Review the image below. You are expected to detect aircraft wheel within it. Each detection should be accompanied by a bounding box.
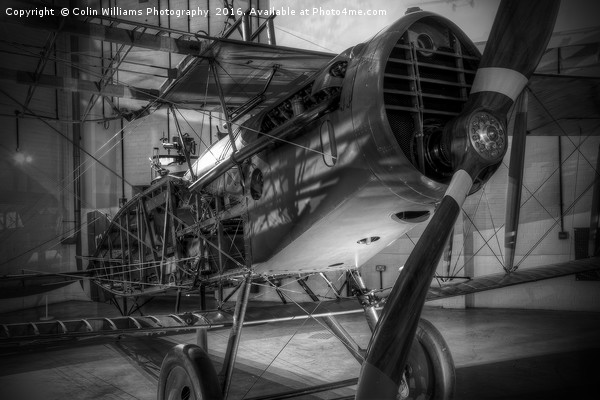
[158,344,223,400]
[400,318,455,400]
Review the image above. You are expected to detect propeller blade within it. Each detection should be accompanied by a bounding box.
[356,171,473,398]
[505,91,528,272]
[356,1,560,398]
[463,1,560,117]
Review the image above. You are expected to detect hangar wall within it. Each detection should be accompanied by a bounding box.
[0,29,91,310]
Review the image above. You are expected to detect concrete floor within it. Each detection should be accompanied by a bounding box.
[0,298,599,399]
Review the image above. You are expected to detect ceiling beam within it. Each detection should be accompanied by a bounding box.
[0,67,159,101]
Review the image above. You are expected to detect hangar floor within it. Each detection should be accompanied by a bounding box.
[0,299,599,400]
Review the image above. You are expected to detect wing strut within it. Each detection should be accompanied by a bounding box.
[230,65,279,122]
[210,61,238,153]
[170,105,197,180]
[504,90,528,272]
[219,274,252,398]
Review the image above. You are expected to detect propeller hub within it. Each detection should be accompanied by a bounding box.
[468,111,506,162]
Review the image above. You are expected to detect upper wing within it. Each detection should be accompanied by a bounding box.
[427,257,600,301]
[160,40,335,110]
[520,74,600,136]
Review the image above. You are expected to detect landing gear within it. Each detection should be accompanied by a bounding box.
[350,269,455,399]
[399,319,455,400]
[159,275,251,400]
[157,344,223,400]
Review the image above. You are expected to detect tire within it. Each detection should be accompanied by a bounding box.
[401,318,455,400]
[157,344,223,400]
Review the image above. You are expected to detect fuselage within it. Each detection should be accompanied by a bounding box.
[185,11,481,276]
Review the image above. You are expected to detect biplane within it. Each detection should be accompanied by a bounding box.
[1,0,600,399]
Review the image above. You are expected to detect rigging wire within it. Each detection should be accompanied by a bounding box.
[273,25,336,53]
[460,198,506,271]
[516,177,597,269]
[172,106,239,184]
[0,38,178,73]
[447,126,596,278]
[0,3,342,312]
[451,166,597,277]
[450,188,485,277]
[238,275,361,400]
[8,6,599,313]
[445,88,599,280]
[482,186,505,267]
[0,19,225,269]
[3,33,337,199]
[3,26,336,186]
[529,88,600,178]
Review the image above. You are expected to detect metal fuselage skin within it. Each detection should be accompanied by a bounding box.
[186,12,480,276]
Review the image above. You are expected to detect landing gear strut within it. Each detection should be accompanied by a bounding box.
[350,270,455,399]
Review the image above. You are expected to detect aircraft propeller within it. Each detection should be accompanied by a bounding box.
[355,1,561,398]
